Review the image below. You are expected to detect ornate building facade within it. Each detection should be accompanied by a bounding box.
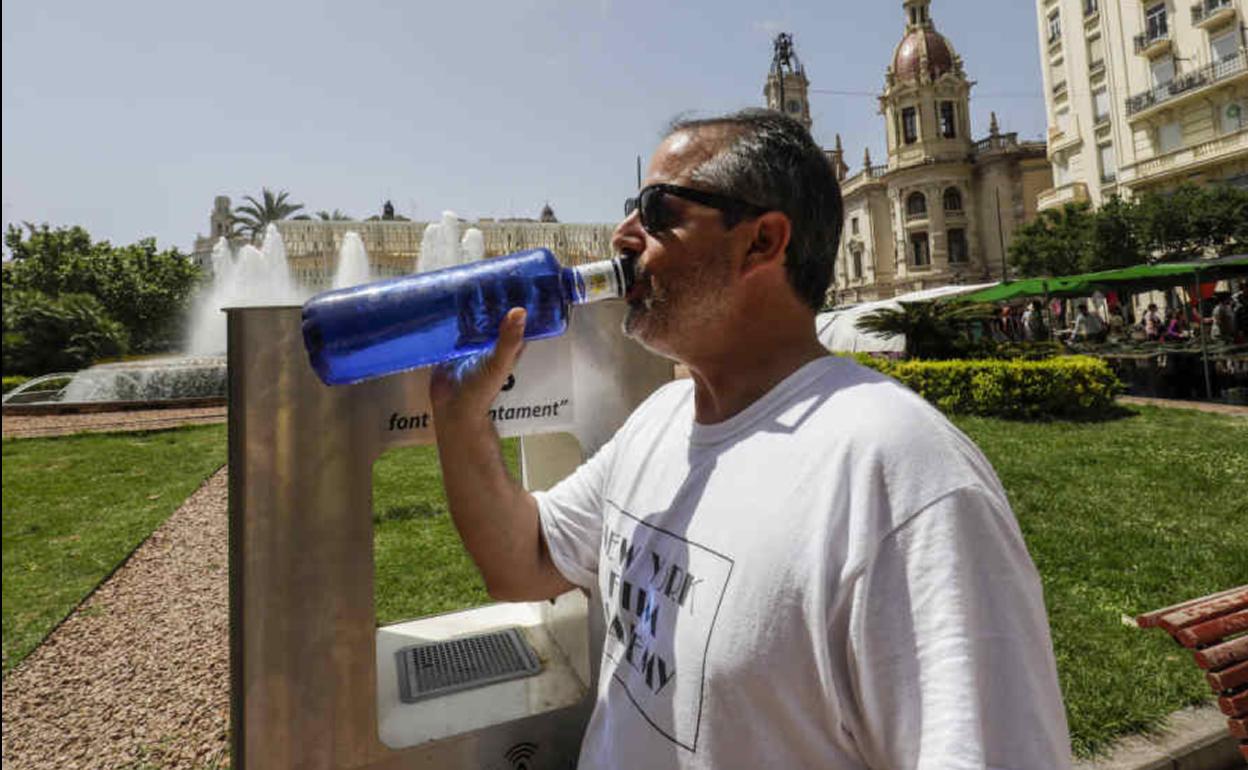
[772,1,1053,304]
[1035,0,1247,212]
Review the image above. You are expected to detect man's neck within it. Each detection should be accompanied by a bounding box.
[683,320,828,425]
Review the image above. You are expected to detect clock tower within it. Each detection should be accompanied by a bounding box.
[763,33,812,132]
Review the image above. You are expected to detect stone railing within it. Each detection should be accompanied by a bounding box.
[1037,182,1090,211]
[842,163,890,189]
[973,132,1019,154]
[1126,48,1247,117]
[1123,128,1248,185]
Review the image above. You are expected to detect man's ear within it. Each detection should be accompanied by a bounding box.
[741,211,791,275]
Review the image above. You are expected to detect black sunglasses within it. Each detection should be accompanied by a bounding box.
[624,183,770,235]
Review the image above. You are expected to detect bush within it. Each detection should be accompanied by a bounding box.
[952,340,1066,361]
[2,290,128,376]
[3,375,30,393]
[851,355,1123,420]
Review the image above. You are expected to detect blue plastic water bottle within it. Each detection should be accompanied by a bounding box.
[302,248,633,385]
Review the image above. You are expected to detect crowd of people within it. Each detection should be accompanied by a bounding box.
[987,280,1248,346]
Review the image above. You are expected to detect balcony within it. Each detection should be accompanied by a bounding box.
[1126,48,1248,119]
[1120,127,1248,187]
[1038,182,1091,211]
[1191,0,1236,28]
[1134,27,1171,57]
[973,132,1020,155]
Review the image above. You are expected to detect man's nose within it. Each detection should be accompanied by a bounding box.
[612,210,645,256]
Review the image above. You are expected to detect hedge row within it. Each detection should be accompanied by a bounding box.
[852,355,1123,420]
[3,375,31,394]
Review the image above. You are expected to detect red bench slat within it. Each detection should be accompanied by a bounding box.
[1209,660,1248,693]
[1194,635,1248,671]
[1231,717,1247,740]
[1158,587,1248,635]
[1176,609,1248,648]
[1137,585,1248,628]
[1220,689,1248,718]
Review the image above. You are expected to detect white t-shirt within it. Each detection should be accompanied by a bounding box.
[536,357,1070,770]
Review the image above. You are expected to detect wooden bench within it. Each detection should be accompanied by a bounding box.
[1136,585,1248,764]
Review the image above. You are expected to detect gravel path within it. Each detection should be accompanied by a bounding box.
[1,468,231,770]
[1117,395,1248,418]
[2,407,227,439]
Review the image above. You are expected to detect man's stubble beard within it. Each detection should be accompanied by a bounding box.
[622,252,734,359]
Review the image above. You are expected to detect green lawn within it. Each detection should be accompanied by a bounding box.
[952,407,1248,758]
[1,424,227,674]
[371,440,519,625]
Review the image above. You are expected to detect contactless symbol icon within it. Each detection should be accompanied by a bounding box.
[504,741,538,770]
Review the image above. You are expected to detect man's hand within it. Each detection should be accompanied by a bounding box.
[430,307,527,425]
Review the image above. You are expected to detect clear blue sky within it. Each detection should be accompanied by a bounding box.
[2,0,1047,254]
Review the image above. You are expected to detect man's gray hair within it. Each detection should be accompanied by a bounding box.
[669,108,843,310]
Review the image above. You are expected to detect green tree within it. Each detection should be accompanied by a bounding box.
[1086,196,1142,271]
[316,209,353,221]
[3,224,199,353]
[1008,203,1094,277]
[231,188,310,239]
[2,289,128,375]
[1133,184,1248,261]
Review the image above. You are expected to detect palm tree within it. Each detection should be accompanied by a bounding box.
[855,300,994,359]
[231,188,310,240]
[315,209,353,221]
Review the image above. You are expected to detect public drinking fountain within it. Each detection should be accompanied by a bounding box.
[227,300,671,769]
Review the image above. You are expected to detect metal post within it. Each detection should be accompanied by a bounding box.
[1194,270,1214,401]
[994,188,1008,282]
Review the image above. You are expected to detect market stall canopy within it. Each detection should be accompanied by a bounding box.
[954,255,1248,303]
[816,282,998,353]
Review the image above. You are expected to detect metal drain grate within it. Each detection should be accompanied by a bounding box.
[396,627,542,703]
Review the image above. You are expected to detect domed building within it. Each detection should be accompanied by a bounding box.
[767,0,1053,304]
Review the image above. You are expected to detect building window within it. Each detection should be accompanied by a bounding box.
[1099,143,1118,184]
[911,232,931,266]
[1151,55,1175,87]
[1093,88,1111,124]
[902,107,919,144]
[1211,29,1239,65]
[1084,0,1098,16]
[939,102,957,139]
[1056,107,1071,135]
[1223,100,1247,132]
[851,216,860,235]
[1054,157,1070,187]
[943,187,963,212]
[1048,10,1062,44]
[1088,36,1105,70]
[948,228,969,264]
[906,191,928,219]
[1144,4,1168,44]
[1158,121,1183,153]
[852,247,863,280]
[786,99,802,114]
